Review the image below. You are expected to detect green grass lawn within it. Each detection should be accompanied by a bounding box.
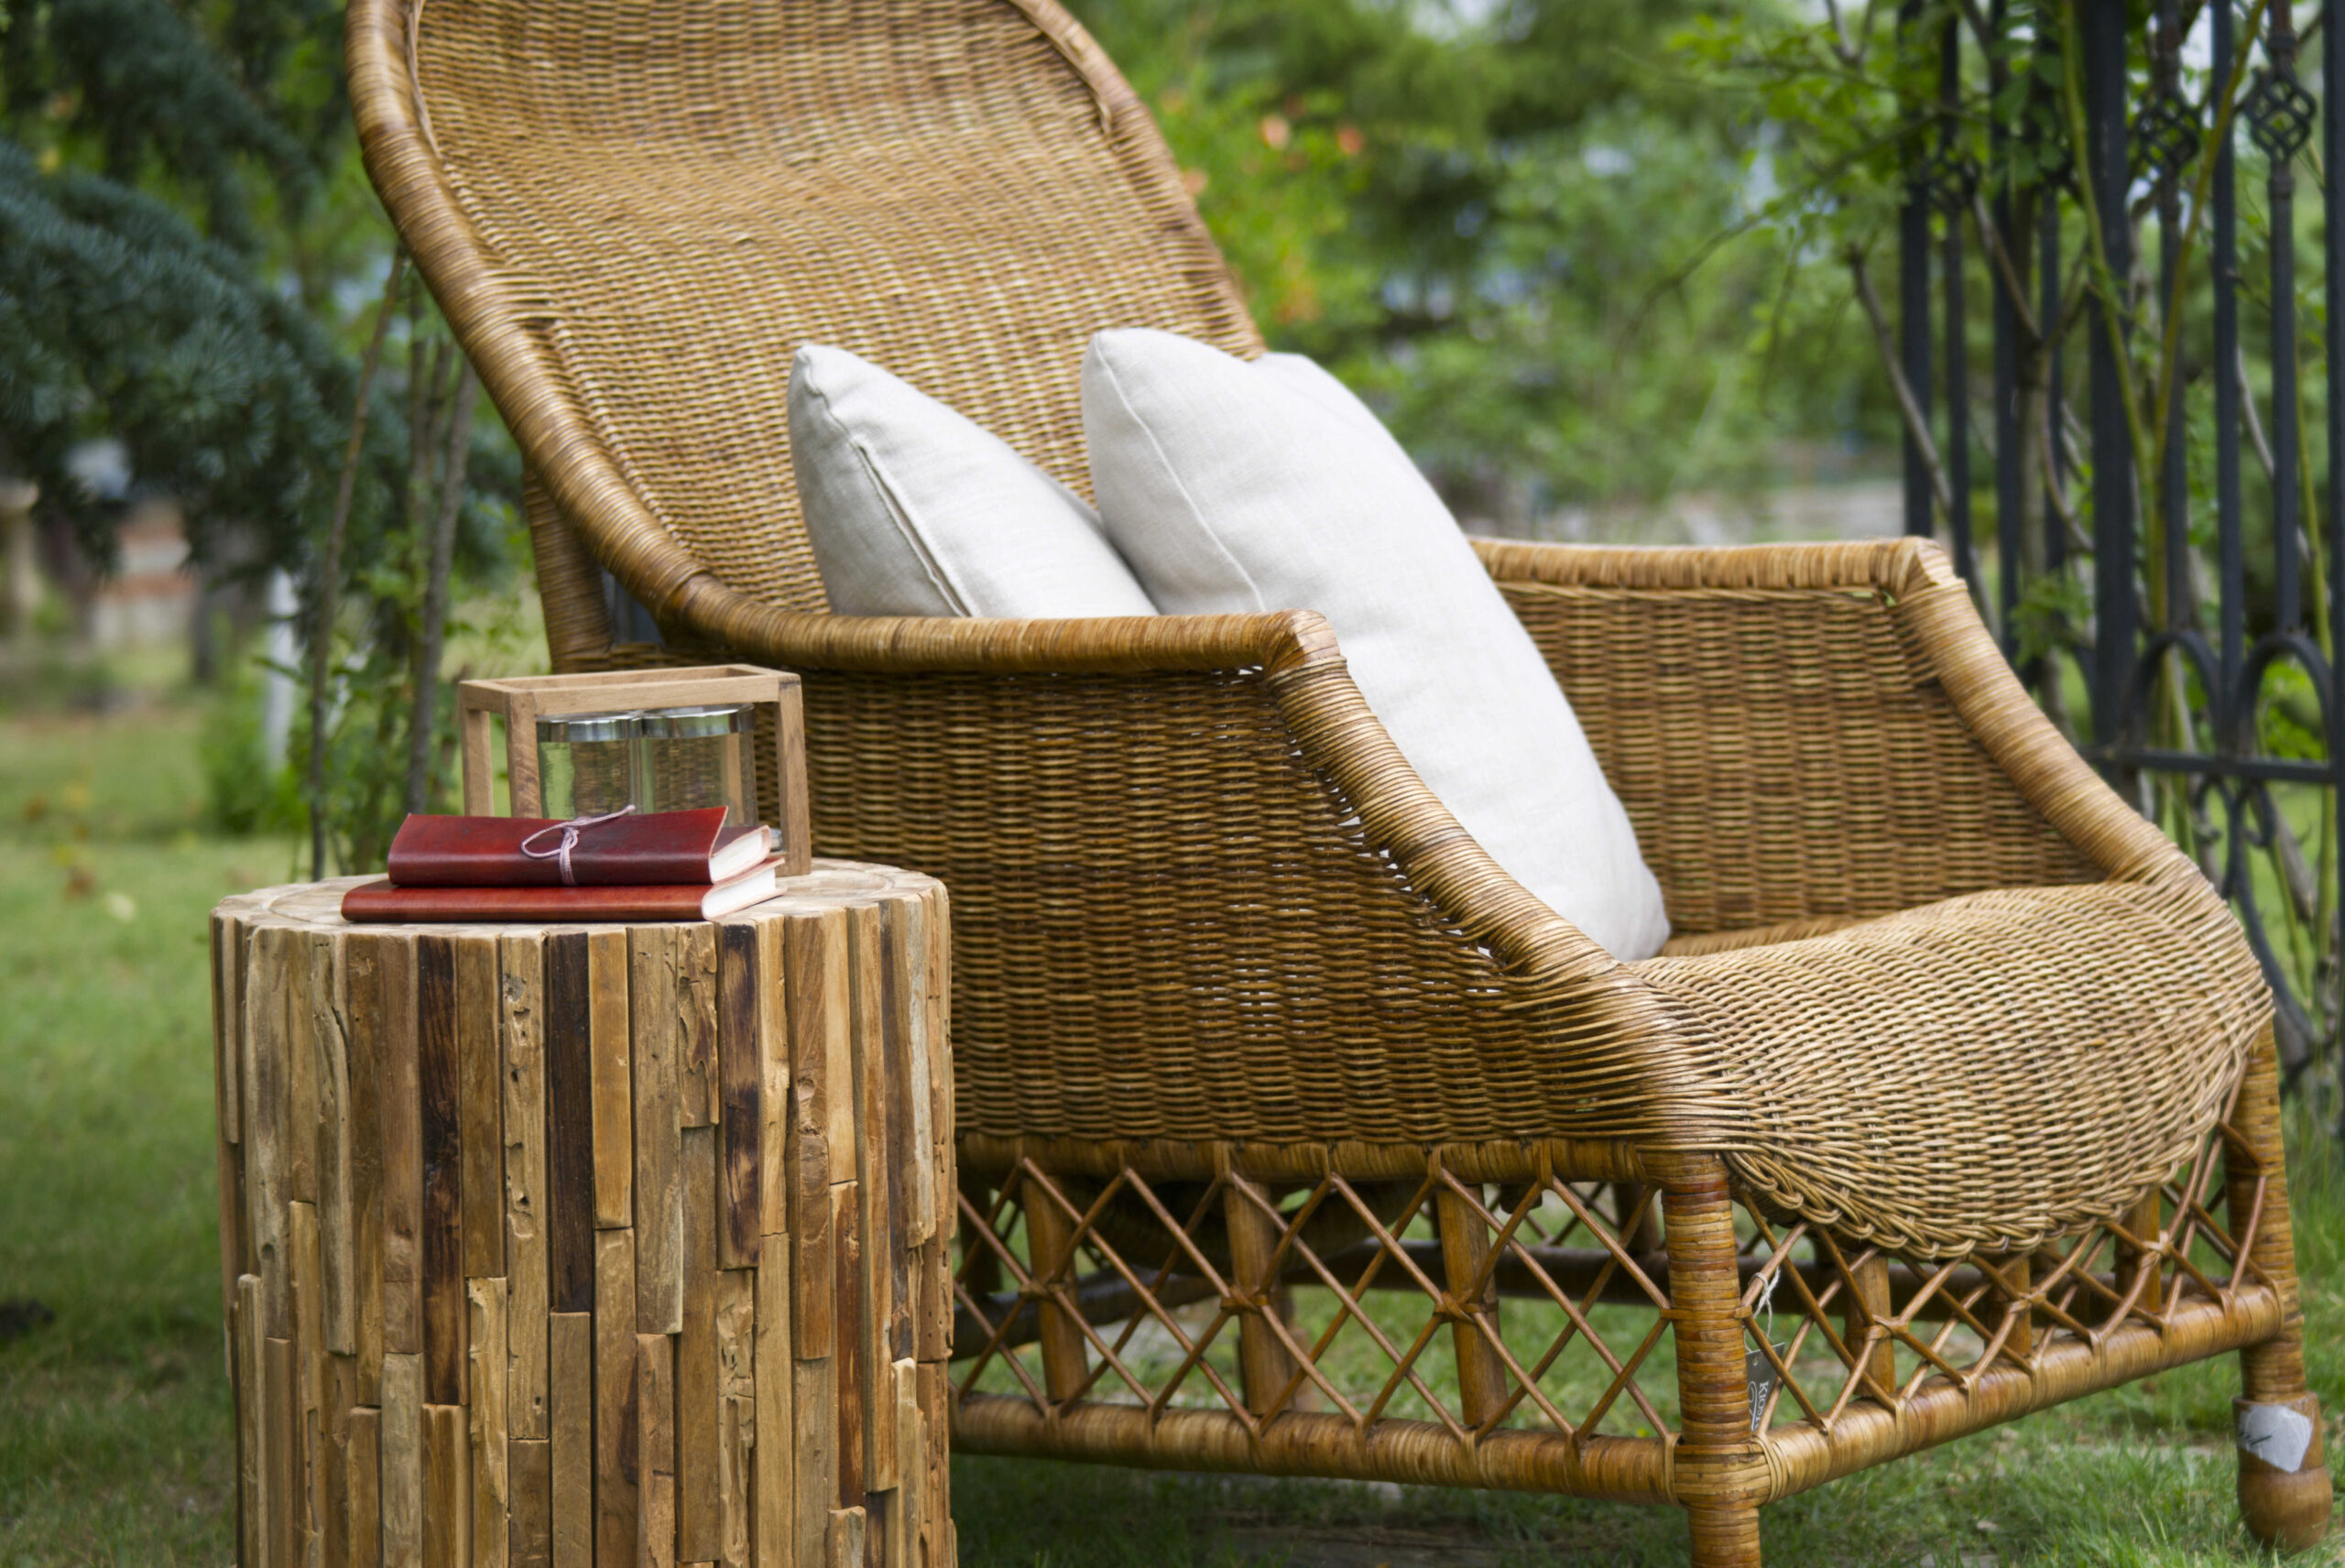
[1,691,2340,1565]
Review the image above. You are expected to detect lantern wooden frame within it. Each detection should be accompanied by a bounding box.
[457,665,812,876]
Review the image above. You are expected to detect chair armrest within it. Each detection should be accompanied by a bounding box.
[669,583,1730,1148]
[1471,537,2187,935]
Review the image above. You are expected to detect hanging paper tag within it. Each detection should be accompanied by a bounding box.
[2237,1402,2315,1473]
[1745,1344,1788,1434]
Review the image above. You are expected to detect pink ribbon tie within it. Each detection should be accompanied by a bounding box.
[518,804,636,887]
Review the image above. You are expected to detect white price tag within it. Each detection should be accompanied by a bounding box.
[2237,1402,2315,1474]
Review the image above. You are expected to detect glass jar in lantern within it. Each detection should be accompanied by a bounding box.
[534,710,641,819]
[636,702,755,823]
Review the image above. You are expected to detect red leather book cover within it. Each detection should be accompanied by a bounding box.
[342,858,780,923]
[386,807,764,887]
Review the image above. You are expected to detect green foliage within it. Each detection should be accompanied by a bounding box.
[197,646,302,835]
[1067,0,1878,515]
[0,140,350,566]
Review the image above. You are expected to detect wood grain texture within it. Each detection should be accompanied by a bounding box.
[313,931,359,1358]
[349,1404,383,1568]
[588,930,633,1232]
[423,1402,472,1568]
[343,931,394,1406]
[595,1230,639,1568]
[322,1356,357,1568]
[714,920,764,1270]
[235,1275,263,1568]
[468,1278,511,1568]
[751,1244,795,1568]
[499,935,551,1440]
[676,1127,721,1563]
[714,1269,756,1568]
[914,1363,950,1568]
[213,913,243,1146]
[264,1335,298,1568]
[882,901,933,1247]
[548,1313,594,1568]
[769,680,813,877]
[246,924,294,1338]
[827,1507,866,1568]
[637,1334,677,1568]
[213,916,247,1381]
[419,934,467,1405]
[288,931,322,1206]
[887,1359,918,1568]
[290,1200,327,1563]
[381,1352,424,1568]
[674,925,720,1129]
[544,932,594,1315]
[755,919,790,1267]
[459,937,507,1281]
[215,870,952,1568]
[631,927,684,1333]
[792,1356,838,1568]
[784,909,854,1186]
[921,888,952,1252]
[848,905,900,1488]
[376,931,423,1359]
[832,1179,866,1511]
[507,1438,551,1568]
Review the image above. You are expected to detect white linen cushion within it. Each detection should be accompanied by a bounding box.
[1082,328,1669,960]
[789,343,1156,617]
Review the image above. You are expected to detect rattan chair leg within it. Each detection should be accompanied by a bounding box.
[1020,1171,1089,1405]
[1657,1152,1767,1568]
[1434,1184,1507,1430]
[1224,1176,1299,1421]
[2225,1038,2332,1551]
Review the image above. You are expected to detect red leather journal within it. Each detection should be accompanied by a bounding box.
[341,857,781,923]
[386,808,767,887]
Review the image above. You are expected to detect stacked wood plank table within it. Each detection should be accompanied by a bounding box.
[211,864,954,1568]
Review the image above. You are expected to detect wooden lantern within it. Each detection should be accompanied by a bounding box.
[457,666,812,876]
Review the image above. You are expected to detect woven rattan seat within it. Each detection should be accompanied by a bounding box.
[352,2,2331,1558]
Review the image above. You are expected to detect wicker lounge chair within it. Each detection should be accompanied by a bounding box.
[351,2,2330,1560]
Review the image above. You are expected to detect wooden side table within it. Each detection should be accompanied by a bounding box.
[211,864,954,1568]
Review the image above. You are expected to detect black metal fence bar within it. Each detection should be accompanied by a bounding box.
[1900,0,2345,1107]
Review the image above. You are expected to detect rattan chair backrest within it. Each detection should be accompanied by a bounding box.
[373,0,1261,615]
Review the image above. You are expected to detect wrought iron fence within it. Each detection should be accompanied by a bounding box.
[1894,0,2345,1121]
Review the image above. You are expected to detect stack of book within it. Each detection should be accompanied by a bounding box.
[341,807,780,922]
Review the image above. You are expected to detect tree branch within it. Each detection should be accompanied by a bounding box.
[309,245,405,881]
[405,357,478,816]
[1848,245,1953,520]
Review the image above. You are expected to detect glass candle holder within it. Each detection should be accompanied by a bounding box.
[637,702,755,824]
[535,710,639,819]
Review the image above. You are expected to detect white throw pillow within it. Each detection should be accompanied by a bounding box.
[789,344,1157,617]
[1082,328,1669,960]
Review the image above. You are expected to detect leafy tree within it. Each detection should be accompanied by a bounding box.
[0,0,355,563]
[2,0,522,874]
[1068,0,1881,521]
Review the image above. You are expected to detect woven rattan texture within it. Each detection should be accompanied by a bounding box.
[797,666,1720,1147]
[1500,581,2099,932]
[412,0,1259,615]
[1639,879,2264,1252]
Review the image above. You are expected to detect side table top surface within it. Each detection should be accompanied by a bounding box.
[219,858,940,931]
